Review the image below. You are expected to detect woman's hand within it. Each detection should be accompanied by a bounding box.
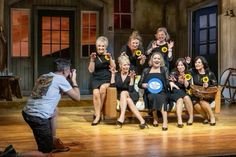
[129,70,136,79]
[203,82,209,88]
[109,65,117,74]
[167,40,174,49]
[168,75,176,82]
[138,54,146,65]
[142,83,148,89]
[151,41,159,49]
[185,56,191,64]
[90,52,96,62]
[169,82,179,91]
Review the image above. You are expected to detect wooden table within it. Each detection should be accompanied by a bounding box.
[0,76,22,101]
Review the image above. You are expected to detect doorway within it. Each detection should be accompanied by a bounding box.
[192,6,218,77]
[38,10,75,76]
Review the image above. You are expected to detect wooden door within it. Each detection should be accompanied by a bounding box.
[193,6,218,77]
[38,10,75,76]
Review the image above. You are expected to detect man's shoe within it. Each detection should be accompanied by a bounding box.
[52,138,70,153]
[0,144,17,157]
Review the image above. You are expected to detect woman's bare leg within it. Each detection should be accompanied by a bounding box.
[183,96,194,124]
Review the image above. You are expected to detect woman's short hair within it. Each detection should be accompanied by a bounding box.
[128,30,143,46]
[54,58,71,72]
[175,58,188,72]
[118,55,130,68]
[156,27,170,41]
[148,52,165,67]
[194,56,209,70]
[96,36,109,48]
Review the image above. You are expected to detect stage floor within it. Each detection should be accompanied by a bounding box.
[0,103,236,157]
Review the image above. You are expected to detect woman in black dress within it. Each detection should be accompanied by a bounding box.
[138,52,179,131]
[120,31,146,75]
[110,55,147,129]
[189,56,217,125]
[146,27,174,70]
[88,36,115,126]
[169,58,194,127]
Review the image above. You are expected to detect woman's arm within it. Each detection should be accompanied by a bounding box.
[88,52,96,73]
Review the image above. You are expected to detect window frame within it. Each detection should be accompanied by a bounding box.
[10,8,31,58]
[41,15,70,57]
[80,11,99,58]
[113,0,133,30]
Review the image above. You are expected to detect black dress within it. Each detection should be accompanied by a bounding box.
[169,71,188,102]
[120,44,145,75]
[110,72,139,104]
[138,67,173,111]
[189,68,217,102]
[91,53,111,89]
[146,40,173,70]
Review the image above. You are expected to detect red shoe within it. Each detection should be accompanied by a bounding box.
[52,138,70,153]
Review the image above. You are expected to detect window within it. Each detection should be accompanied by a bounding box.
[11,8,30,57]
[114,0,132,29]
[81,11,98,58]
[41,16,69,56]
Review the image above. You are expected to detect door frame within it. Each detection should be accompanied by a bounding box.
[33,6,77,81]
[188,0,220,78]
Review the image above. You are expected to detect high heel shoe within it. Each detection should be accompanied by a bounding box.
[91,118,101,126]
[202,119,209,124]
[177,123,184,128]
[162,127,168,131]
[116,120,124,128]
[139,122,149,129]
[152,123,159,127]
[210,122,216,126]
[186,122,193,126]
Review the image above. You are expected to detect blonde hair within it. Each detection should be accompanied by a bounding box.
[128,30,143,46]
[118,55,130,69]
[156,27,170,41]
[96,36,109,48]
[148,52,165,67]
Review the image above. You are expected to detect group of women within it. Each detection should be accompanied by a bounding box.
[88,27,217,131]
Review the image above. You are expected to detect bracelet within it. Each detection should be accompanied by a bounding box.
[72,85,79,88]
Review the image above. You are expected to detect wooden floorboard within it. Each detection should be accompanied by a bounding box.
[0,103,236,157]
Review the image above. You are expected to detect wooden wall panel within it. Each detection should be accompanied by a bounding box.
[11,58,33,95]
[220,0,236,75]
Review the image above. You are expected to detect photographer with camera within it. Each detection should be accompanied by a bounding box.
[1,58,81,157]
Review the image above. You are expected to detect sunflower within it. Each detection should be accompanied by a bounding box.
[161,47,168,53]
[135,50,142,57]
[202,76,209,83]
[185,74,192,81]
[186,89,192,95]
[104,54,110,61]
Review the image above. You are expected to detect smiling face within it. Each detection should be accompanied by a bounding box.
[195,58,204,71]
[156,30,166,42]
[96,41,107,55]
[129,39,140,51]
[152,54,161,68]
[177,61,186,73]
[120,62,130,73]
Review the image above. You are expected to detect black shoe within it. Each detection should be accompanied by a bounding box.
[162,127,168,131]
[186,122,193,126]
[210,122,216,126]
[177,123,184,128]
[91,118,101,126]
[0,145,17,157]
[139,122,149,129]
[202,119,209,124]
[152,123,159,127]
[116,120,123,128]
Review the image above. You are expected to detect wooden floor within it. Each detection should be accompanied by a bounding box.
[0,102,236,157]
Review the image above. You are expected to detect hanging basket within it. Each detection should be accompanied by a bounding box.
[190,85,218,100]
